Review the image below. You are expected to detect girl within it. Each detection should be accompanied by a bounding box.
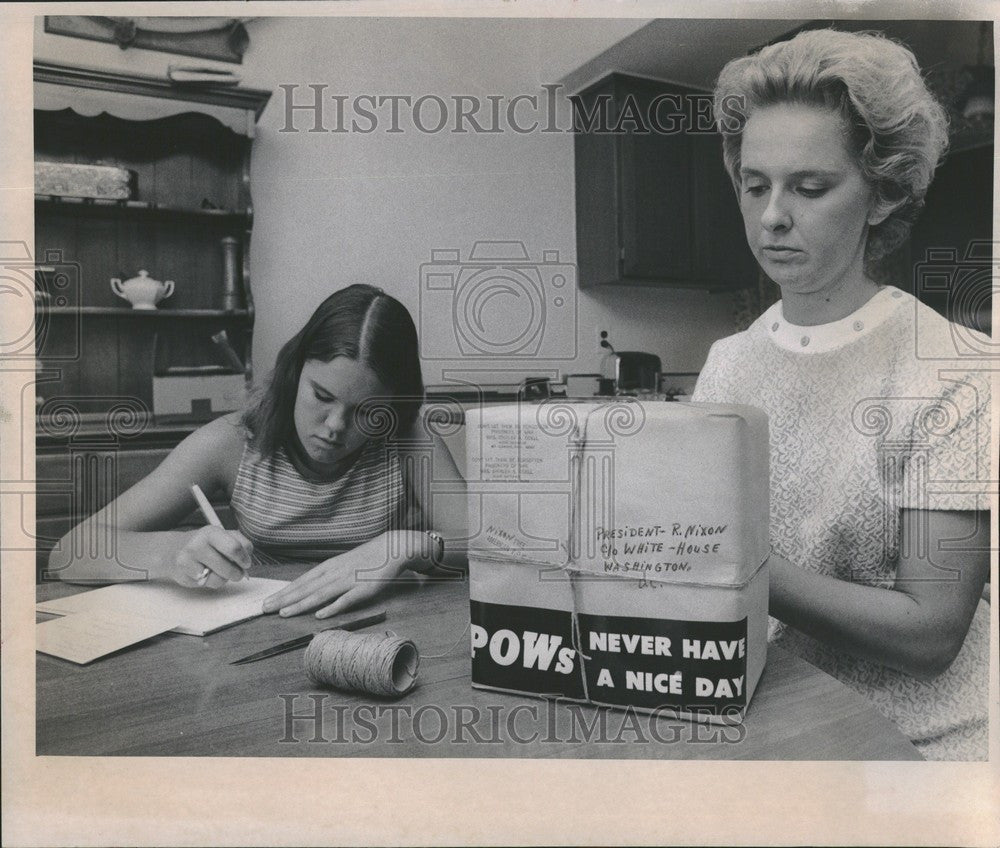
[50,284,466,620]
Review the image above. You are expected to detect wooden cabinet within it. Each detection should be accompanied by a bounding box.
[34,62,272,415]
[573,74,758,289]
[33,62,271,579]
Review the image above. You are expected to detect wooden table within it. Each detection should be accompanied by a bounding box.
[36,568,921,760]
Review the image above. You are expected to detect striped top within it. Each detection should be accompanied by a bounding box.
[230,438,407,565]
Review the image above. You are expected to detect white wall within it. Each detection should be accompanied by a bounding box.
[34,16,739,388]
[243,17,736,387]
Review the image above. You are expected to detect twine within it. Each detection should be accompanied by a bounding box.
[423,622,470,660]
[304,629,418,698]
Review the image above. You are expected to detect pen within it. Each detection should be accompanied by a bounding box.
[190,484,244,585]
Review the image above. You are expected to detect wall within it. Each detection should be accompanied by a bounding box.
[34,16,739,389]
[242,17,736,387]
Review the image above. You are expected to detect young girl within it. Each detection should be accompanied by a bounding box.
[694,29,991,759]
[50,284,466,620]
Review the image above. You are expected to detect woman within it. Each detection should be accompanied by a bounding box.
[694,29,991,759]
[50,284,466,620]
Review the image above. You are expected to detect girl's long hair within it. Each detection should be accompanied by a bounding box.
[241,284,424,457]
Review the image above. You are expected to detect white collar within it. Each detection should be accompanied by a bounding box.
[760,286,908,354]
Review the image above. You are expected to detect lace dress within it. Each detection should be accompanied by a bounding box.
[693,286,991,760]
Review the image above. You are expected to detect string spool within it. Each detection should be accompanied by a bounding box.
[304,629,419,698]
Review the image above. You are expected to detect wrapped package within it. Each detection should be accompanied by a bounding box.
[35,161,133,200]
[466,400,769,723]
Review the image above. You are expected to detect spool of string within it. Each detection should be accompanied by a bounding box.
[304,629,419,698]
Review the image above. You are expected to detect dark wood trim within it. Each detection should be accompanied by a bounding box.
[36,195,251,223]
[37,306,251,319]
[36,413,201,451]
[239,141,256,373]
[33,60,272,121]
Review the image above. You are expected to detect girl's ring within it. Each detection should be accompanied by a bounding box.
[195,566,211,584]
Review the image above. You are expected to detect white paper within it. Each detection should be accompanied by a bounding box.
[36,609,176,664]
[466,401,770,584]
[36,577,289,636]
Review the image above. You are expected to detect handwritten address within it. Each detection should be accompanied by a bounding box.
[595,523,729,578]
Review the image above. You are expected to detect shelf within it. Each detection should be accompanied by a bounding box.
[34,61,272,136]
[33,66,267,460]
[35,195,250,223]
[36,410,204,449]
[34,61,272,120]
[36,306,250,318]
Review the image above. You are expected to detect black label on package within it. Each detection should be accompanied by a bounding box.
[470,600,586,700]
[578,613,748,714]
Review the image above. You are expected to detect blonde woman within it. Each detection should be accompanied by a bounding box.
[695,29,991,759]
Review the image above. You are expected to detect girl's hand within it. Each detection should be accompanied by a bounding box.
[262,532,415,618]
[173,526,253,589]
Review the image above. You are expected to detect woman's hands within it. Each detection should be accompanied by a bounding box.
[262,531,426,618]
[172,526,253,588]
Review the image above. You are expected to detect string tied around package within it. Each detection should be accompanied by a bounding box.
[305,629,419,698]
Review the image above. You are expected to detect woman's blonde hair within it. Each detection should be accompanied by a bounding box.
[713,28,949,261]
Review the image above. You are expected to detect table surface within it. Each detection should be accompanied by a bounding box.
[36,566,921,760]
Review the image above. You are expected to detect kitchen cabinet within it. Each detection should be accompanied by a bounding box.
[573,73,758,289]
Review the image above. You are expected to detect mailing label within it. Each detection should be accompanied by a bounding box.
[469,600,586,700]
[471,600,749,714]
[579,613,748,713]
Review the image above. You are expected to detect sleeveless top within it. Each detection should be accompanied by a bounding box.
[230,438,408,566]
